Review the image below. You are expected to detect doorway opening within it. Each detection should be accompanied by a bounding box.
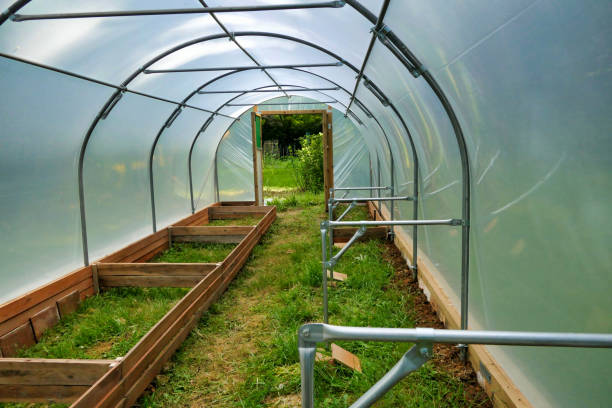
[251,106,334,206]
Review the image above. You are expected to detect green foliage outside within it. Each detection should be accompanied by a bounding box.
[262,113,322,155]
[295,132,324,193]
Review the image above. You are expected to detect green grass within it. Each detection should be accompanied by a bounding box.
[263,156,299,191]
[152,242,235,263]
[138,197,490,407]
[16,287,188,362]
[2,166,489,407]
[207,216,262,226]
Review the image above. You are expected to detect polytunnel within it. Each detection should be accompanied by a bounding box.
[0,1,611,407]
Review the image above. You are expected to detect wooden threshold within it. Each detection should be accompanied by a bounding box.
[367,202,531,408]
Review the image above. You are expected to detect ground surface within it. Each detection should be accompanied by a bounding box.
[1,159,492,408]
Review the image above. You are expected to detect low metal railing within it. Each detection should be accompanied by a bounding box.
[298,323,612,408]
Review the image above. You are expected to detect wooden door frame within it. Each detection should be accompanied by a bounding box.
[251,106,333,207]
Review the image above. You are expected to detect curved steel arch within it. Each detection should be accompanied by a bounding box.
[146,64,397,230]
[187,85,350,214]
[75,31,420,250]
[347,0,471,333]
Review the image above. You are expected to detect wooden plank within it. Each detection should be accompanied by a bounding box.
[220,201,255,206]
[56,290,80,318]
[0,278,92,338]
[0,384,91,403]
[0,266,90,325]
[92,264,100,295]
[98,230,167,264]
[97,263,217,276]
[327,270,347,281]
[170,226,254,236]
[131,240,169,264]
[208,206,269,220]
[30,305,60,341]
[0,358,113,385]
[331,343,362,372]
[0,321,36,357]
[69,361,122,408]
[172,235,244,244]
[373,202,531,408]
[332,226,388,243]
[99,275,204,288]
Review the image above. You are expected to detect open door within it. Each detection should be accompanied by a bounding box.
[251,109,264,205]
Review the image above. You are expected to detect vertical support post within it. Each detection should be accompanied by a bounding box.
[251,106,264,205]
[321,222,329,324]
[91,264,100,295]
[388,147,395,239]
[323,106,334,209]
[412,161,419,280]
[298,334,316,408]
[376,156,382,215]
[214,137,221,203]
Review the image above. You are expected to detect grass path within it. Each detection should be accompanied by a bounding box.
[139,198,490,407]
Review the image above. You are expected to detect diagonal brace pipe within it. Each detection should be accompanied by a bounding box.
[326,225,366,268]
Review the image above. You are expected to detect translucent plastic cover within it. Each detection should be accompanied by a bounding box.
[0,2,610,406]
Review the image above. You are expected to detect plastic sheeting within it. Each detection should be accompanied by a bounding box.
[0,1,610,406]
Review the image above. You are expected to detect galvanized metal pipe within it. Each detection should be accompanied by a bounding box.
[333,186,390,191]
[321,224,329,324]
[228,101,337,106]
[331,195,413,203]
[329,219,460,227]
[350,344,431,408]
[198,87,340,94]
[300,323,612,348]
[11,1,346,21]
[145,62,342,74]
[299,323,612,407]
[328,226,366,266]
[336,201,357,222]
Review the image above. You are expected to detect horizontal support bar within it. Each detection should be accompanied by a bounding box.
[328,219,462,227]
[299,324,612,348]
[229,101,336,106]
[332,195,413,203]
[333,186,390,191]
[96,263,219,276]
[198,87,340,94]
[11,2,346,21]
[0,53,236,119]
[146,62,342,74]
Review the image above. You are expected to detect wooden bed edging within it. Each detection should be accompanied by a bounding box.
[169,225,255,244]
[0,202,228,350]
[0,358,117,403]
[70,206,276,408]
[96,263,219,288]
[367,202,531,408]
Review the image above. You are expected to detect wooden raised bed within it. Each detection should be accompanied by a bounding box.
[0,201,276,406]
